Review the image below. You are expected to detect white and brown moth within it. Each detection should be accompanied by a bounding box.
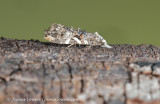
[44,24,111,48]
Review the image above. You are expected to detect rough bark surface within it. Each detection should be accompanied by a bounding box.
[0,38,160,104]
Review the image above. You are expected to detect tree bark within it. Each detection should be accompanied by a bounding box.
[0,38,160,104]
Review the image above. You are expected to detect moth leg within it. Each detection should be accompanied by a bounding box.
[72,37,82,44]
[67,44,74,47]
[64,38,71,44]
[83,40,88,44]
[66,37,82,48]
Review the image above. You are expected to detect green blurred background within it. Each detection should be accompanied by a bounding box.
[0,0,160,46]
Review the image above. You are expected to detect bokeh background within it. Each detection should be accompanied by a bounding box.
[0,0,160,46]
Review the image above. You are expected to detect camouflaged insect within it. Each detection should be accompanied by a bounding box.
[44,24,111,48]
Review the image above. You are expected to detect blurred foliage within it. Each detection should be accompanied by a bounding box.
[0,0,160,46]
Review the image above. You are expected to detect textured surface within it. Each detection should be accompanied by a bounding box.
[0,38,160,104]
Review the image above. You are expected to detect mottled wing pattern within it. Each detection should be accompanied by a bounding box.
[44,24,111,48]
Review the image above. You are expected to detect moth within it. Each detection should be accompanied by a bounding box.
[44,24,111,48]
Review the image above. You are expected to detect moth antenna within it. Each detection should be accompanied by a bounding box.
[78,28,82,35]
[83,30,86,35]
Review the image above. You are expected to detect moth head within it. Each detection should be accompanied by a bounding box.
[44,33,68,44]
[44,34,55,42]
